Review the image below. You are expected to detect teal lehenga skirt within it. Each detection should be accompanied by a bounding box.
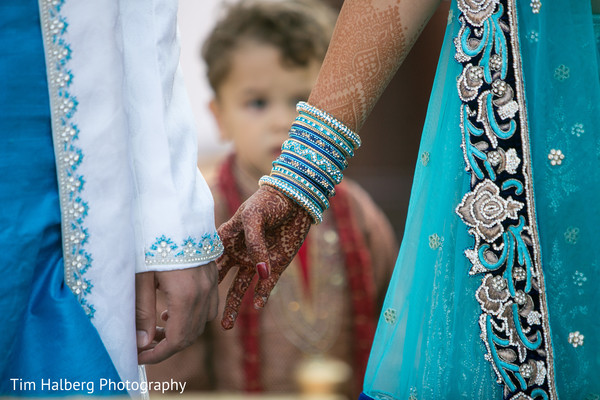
[361,1,600,399]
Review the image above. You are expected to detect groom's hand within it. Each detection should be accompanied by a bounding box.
[135,263,218,364]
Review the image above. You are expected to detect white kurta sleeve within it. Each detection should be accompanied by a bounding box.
[119,0,222,273]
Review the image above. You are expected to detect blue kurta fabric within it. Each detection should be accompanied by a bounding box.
[0,0,124,396]
[361,1,600,399]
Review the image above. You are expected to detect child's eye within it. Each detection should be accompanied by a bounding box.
[247,98,267,110]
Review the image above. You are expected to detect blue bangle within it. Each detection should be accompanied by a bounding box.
[277,152,337,189]
[297,102,361,149]
[274,155,336,198]
[288,129,348,169]
[293,119,354,158]
[272,166,330,210]
[282,138,347,171]
[295,115,355,151]
[280,149,343,184]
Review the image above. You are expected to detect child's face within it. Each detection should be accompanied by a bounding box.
[211,41,321,179]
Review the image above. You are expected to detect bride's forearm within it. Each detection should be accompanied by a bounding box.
[308,0,442,132]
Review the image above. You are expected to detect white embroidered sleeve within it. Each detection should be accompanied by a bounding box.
[119,0,223,273]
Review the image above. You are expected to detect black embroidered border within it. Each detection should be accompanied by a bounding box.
[454,1,557,399]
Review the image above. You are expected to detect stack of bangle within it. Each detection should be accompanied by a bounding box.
[259,101,361,223]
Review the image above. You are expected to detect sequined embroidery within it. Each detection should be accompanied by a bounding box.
[527,31,539,43]
[563,226,579,245]
[553,65,570,82]
[428,233,443,250]
[454,1,557,398]
[530,0,541,14]
[145,233,223,266]
[370,391,397,400]
[408,387,418,400]
[383,308,397,324]
[421,151,431,166]
[571,123,584,137]
[573,271,587,287]
[39,0,95,317]
[547,149,564,166]
[567,331,584,347]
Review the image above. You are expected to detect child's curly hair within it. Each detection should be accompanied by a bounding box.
[202,0,337,95]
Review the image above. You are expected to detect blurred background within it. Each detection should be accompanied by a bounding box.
[181,0,450,241]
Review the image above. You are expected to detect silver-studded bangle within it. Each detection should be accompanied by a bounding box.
[296,101,361,150]
[261,102,361,224]
[259,175,324,223]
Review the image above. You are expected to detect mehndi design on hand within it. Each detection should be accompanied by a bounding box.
[217,185,311,330]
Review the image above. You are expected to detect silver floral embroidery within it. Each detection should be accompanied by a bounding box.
[564,226,579,244]
[145,233,223,266]
[547,149,565,166]
[456,180,523,242]
[573,271,587,287]
[527,30,539,42]
[371,392,397,400]
[505,148,521,174]
[39,0,95,317]
[421,151,430,166]
[553,65,570,82]
[527,311,542,325]
[408,387,418,400]
[383,308,397,324]
[571,123,584,137]
[428,233,444,250]
[568,331,584,347]
[530,0,541,13]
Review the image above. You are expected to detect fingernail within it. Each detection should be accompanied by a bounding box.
[221,312,237,330]
[254,295,268,309]
[256,262,269,279]
[136,330,149,347]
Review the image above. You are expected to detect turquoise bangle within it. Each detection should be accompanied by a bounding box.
[297,102,361,149]
[274,155,336,198]
[283,138,346,171]
[293,119,354,158]
[288,128,348,169]
[272,165,330,210]
[281,148,343,184]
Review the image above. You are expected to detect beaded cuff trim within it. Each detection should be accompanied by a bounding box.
[145,233,223,266]
[454,1,557,398]
[39,0,95,317]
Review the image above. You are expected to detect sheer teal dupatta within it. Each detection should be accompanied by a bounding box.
[361,1,600,399]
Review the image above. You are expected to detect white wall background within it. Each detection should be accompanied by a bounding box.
[178,0,232,167]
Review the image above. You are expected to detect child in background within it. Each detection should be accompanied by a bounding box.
[148,1,397,397]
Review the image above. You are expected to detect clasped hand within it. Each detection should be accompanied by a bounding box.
[134,185,309,364]
[135,264,218,364]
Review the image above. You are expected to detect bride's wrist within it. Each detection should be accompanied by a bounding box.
[259,102,361,224]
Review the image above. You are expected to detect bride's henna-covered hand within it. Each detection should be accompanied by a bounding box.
[217,185,312,330]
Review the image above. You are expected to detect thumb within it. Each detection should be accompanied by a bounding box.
[135,271,157,349]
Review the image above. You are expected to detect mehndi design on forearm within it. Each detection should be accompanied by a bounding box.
[309,0,440,132]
